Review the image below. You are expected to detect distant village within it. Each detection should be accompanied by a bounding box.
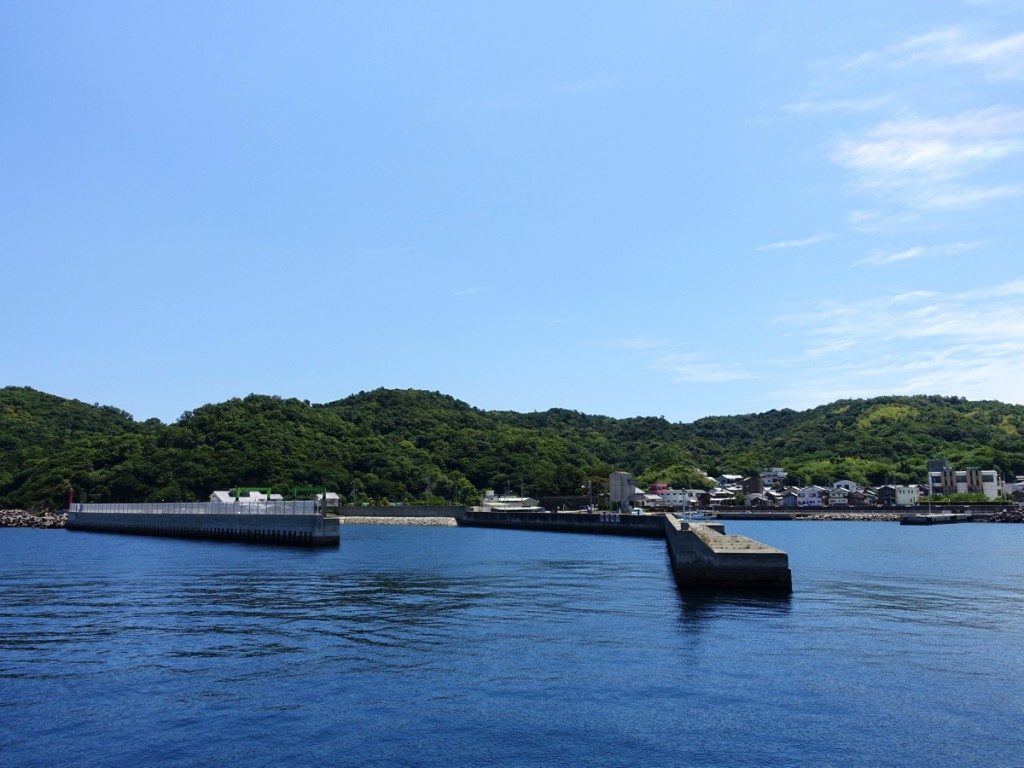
[607,460,1024,511]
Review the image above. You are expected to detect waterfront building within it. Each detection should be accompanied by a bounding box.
[829,486,850,506]
[655,488,702,508]
[928,466,1004,499]
[877,485,897,506]
[609,471,645,511]
[759,467,788,484]
[797,486,828,507]
[480,489,544,513]
[832,479,861,493]
[895,485,919,507]
[742,476,764,495]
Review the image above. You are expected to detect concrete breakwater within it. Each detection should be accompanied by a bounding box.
[1,509,67,528]
[664,516,792,591]
[457,509,666,537]
[67,502,340,546]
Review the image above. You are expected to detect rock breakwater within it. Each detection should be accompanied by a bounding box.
[0,509,68,528]
[339,516,457,527]
[796,512,899,522]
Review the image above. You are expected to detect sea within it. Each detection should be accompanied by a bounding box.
[1,521,1023,768]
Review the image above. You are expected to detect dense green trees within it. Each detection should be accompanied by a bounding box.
[2,387,1022,509]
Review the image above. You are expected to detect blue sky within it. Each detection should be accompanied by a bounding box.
[3,1,1023,423]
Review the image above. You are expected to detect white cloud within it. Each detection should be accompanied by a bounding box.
[857,241,982,266]
[610,336,673,352]
[844,27,1024,81]
[832,107,1024,210]
[650,353,755,384]
[859,246,926,266]
[783,94,894,114]
[769,279,1024,406]
[847,209,921,233]
[609,339,754,384]
[757,232,833,251]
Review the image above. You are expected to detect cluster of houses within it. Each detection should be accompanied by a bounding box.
[612,461,1023,511]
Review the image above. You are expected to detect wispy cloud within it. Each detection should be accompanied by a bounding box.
[769,278,1024,405]
[847,209,922,233]
[757,232,833,251]
[783,94,894,114]
[650,353,756,384]
[610,336,673,352]
[857,240,982,266]
[832,106,1024,210]
[843,27,1024,81]
[608,339,754,384]
[473,74,621,112]
[453,286,486,297]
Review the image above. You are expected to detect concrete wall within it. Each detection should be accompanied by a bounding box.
[458,510,665,537]
[67,511,340,546]
[663,515,791,590]
[333,505,468,518]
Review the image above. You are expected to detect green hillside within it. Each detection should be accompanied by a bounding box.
[2,386,1023,508]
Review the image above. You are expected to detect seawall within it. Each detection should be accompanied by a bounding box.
[456,510,666,537]
[67,505,340,547]
[664,515,792,591]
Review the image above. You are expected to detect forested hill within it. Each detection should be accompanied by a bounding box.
[2,386,1023,508]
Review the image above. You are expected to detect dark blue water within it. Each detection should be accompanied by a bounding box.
[2,522,1023,767]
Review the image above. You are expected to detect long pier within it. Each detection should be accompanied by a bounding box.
[456,509,791,590]
[67,501,340,546]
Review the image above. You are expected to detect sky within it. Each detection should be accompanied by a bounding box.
[2,1,1023,423]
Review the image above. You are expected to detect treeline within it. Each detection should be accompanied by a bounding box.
[2,386,1023,509]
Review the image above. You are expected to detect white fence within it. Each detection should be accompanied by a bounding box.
[71,501,321,516]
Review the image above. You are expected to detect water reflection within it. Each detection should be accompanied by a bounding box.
[675,587,792,626]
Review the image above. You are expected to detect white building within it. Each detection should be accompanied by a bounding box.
[480,489,543,512]
[829,486,850,506]
[797,486,828,507]
[609,472,635,505]
[759,467,788,483]
[895,485,919,507]
[832,479,861,493]
[656,488,704,508]
[208,489,283,504]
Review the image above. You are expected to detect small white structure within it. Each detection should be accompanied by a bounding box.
[797,486,828,508]
[832,480,862,493]
[759,467,788,483]
[209,489,281,504]
[829,487,850,506]
[610,471,645,510]
[480,489,544,513]
[895,485,919,507]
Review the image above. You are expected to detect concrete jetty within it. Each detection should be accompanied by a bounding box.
[899,510,973,525]
[456,509,665,537]
[67,501,340,546]
[664,515,792,591]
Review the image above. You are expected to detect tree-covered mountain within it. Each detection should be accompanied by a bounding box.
[2,386,1023,508]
